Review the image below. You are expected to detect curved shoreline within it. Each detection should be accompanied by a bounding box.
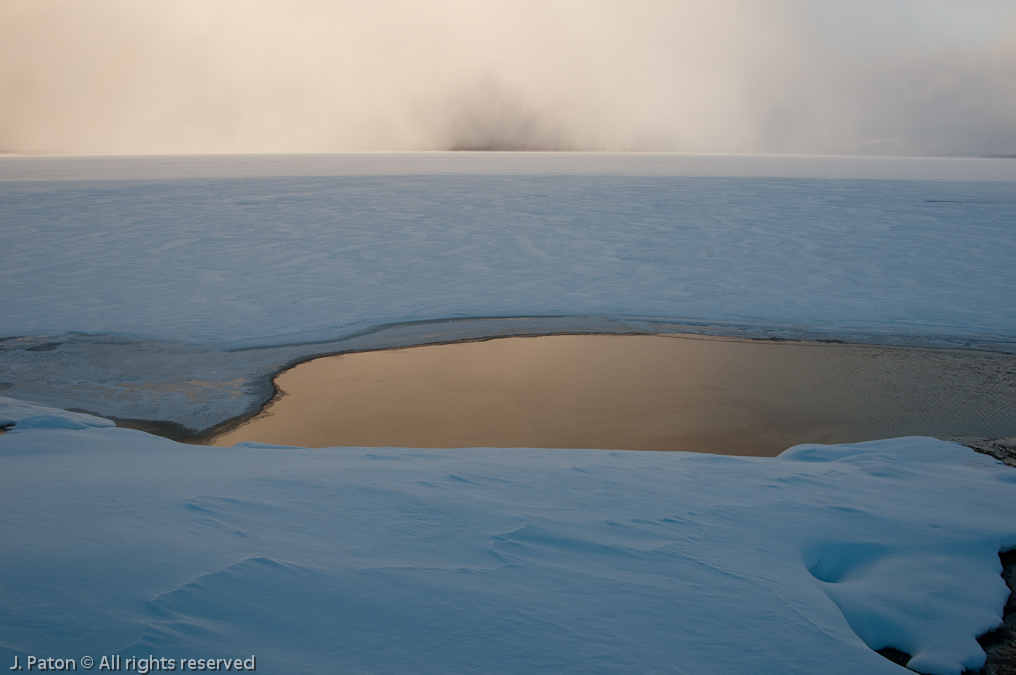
[6,314,1016,443]
[198,314,1016,445]
[221,313,1016,355]
[204,332,1016,453]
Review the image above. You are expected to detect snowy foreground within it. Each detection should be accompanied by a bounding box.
[2,400,1015,675]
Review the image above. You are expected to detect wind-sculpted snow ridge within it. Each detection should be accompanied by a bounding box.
[1,400,1014,674]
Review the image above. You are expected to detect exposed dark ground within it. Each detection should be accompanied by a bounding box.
[950,437,1016,468]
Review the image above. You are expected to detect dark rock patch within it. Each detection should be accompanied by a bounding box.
[969,550,1016,675]
[876,647,912,668]
[947,437,1016,468]
[23,341,64,352]
[63,409,200,443]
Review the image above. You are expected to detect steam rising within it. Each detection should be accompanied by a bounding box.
[1,0,1014,155]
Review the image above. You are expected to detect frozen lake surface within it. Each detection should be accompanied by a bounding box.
[2,153,1015,430]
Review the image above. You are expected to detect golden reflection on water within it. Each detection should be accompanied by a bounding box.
[212,334,1016,456]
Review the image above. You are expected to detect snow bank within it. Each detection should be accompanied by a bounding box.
[1,399,1013,674]
[0,395,114,429]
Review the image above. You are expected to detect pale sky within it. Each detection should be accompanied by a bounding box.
[1,0,1014,156]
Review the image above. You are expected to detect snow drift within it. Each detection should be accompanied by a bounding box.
[1,400,1014,674]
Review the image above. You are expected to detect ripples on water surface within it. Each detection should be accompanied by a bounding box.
[213,334,1016,455]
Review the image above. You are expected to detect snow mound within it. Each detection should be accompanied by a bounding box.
[231,440,308,450]
[1,422,1013,674]
[0,395,114,430]
[780,435,995,465]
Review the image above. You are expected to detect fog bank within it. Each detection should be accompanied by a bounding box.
[1,0,1014,155]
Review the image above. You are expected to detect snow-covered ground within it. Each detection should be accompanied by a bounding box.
[2,154,1015,429]
[2,154,1015,673]
[2,401,1015,675]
